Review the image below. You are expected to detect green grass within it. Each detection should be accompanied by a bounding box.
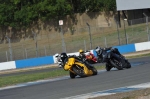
[126,53,150,59]
[0,69,69,87]
[0,66,105,87]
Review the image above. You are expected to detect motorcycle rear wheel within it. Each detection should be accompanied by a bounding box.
[90,67,97,75]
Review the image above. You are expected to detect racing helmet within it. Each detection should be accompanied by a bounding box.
[95,46,101,52]
[55,53,59,57]
[79,49,84,53]
[60,52,68,62]
[95,46,102,55]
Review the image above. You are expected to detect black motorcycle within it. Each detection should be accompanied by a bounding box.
[95,47,131,71]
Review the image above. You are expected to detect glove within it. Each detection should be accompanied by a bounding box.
[82,58,87,62]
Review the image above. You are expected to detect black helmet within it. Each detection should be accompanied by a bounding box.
[60,52,68,62]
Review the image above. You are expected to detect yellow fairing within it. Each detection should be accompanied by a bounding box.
[64,58,75,71]
[75,62,93,76]
[64,57,93,76]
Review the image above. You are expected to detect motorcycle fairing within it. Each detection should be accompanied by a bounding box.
[64,58,75,71]
[75,62,93,76]
[64,57,93,76]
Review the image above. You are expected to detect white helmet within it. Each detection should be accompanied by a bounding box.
[55,53,59,57]
[95,46,101,52]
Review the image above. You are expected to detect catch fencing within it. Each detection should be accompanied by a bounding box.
[0,17,150,62]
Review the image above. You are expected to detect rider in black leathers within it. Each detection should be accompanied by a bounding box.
[95,46,125,67]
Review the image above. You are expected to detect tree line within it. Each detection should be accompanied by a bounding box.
[0,0,116,29]
[0,0,116,42]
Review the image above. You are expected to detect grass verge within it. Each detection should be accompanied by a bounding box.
[0,66,105,87]
[0,69,68,87]
[125,53,150,59]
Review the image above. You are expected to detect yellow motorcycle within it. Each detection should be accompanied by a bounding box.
[63,56,98,79]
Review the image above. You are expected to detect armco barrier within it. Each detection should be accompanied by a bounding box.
[0,61,16,71]
[135,41,150,51]
[114,43,136,54]
[0,41,150,71]
[15,56,54,69]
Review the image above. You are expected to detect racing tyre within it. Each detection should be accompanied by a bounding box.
[105,63,112,71]
[110,59,123,70]
[126,60,131,68]
[69,71,76,79]
[90,67,97,75]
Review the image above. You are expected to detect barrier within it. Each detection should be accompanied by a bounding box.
[0,41,150,71]
[135,41,150,51]
[114,43,136,54]
[0,61,16,71]
[15,56,54,69]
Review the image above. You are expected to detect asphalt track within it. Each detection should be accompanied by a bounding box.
[0,56,150,99]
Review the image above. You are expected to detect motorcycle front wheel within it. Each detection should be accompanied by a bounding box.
[69,71,76,79]
[125,60,131,68]
[105,63,112,71]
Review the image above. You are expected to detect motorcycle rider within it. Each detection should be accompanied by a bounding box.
[59,52,68,68]
[79,49,97,63]
[55,53,62,68]
[59,51,94,69]
[78,49,94,69]
[78,49,86,59]
[95,46,126,67]
[95,46,125,59]
[110,47,125,59]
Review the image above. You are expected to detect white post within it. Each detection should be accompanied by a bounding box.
[6,51,8,61]
[84,40,86,51]
[44,46,47,56]
[25,48,27,58]
[6,36,13,61]
[143,13,150,41]
[59,20,66,52]
[105,37,107,47]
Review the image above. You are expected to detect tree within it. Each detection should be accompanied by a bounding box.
[70,0,116,13]
[0,0,117,42]
[0,1,15,42]
[37,0,72,21]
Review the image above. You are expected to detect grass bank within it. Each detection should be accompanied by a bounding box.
[0,66,105,87]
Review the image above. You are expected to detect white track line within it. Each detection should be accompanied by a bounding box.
[61,82,150,99]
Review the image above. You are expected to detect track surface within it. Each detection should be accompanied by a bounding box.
[0,57,150,99]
